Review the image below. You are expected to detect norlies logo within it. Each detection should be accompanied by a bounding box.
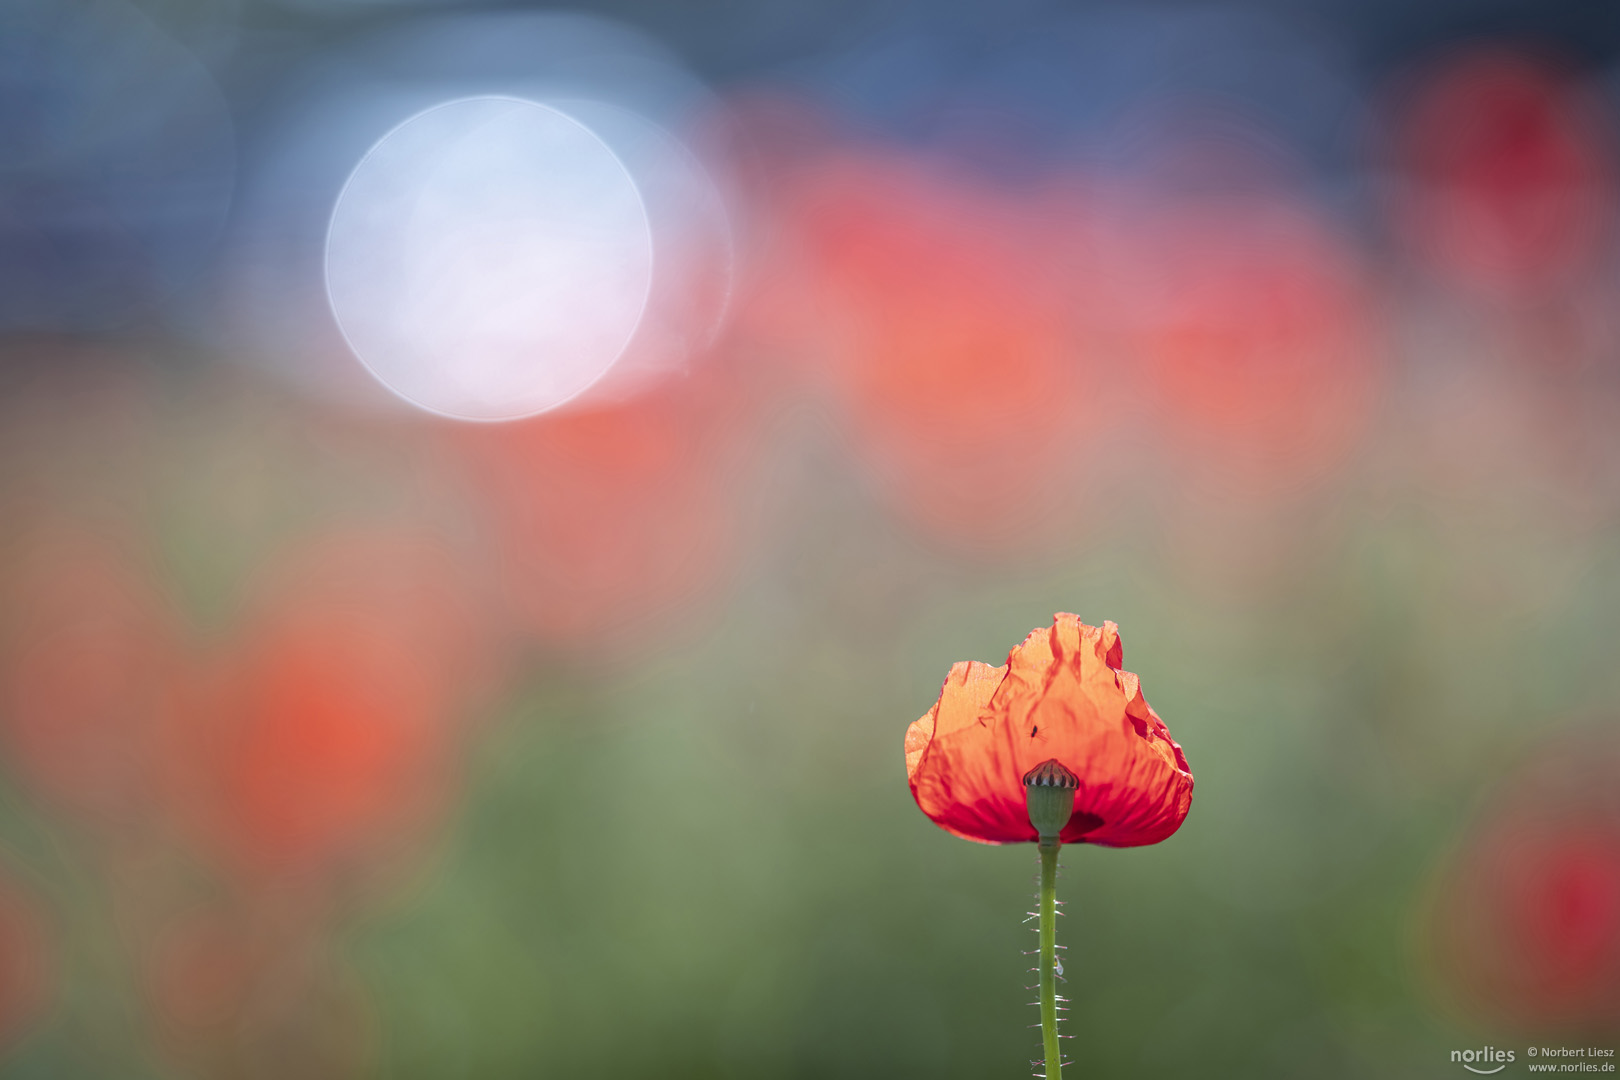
[1453,1046,1516,1074]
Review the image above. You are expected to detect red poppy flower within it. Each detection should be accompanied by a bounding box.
[1427,733,1620,1031]
[904,613,1193,846]
[162,529,487,880]
[1116,194,1381,494]
[1386,47,1616,300]
[786,147,1098,552]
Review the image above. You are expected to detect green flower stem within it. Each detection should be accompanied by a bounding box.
[1038,836,1062,1079]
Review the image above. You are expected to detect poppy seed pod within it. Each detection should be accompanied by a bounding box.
[1023,757,1075,841]
[1024,759,1080,839]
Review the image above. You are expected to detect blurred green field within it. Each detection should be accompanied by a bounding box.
[4,356,1614,1077]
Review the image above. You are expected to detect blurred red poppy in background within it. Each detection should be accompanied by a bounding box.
[0,522,180,830]
[0,868,52,1052]
[905,613,1193,846]
[163,528,490,882]
[1386,47,1617,301]
[141,902,373,1079]
[144,906,260,1038]
[454,373,742,650]
[787,148,1099,552]
[1427,732,1620,1032]
[1117,194,1381,494]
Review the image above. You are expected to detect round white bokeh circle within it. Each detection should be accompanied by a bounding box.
[325,96,653,421]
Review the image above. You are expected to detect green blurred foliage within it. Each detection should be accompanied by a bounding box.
[1,354,1618,1078]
